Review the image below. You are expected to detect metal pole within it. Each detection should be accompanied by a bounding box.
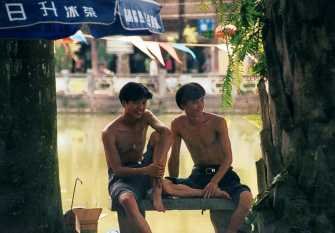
[70,177,83,210]
[178,0,185,43]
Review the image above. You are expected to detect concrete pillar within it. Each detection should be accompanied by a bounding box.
[157,70,167,97]
[213,46,220,73]
[86,69,95,96]
[116,53,130,74]
[61,69,70,94]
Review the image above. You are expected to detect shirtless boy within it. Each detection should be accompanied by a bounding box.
[102,82,172,233]
[163,83,252,233]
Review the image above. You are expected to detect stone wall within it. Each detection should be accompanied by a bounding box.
[56,93,260,114]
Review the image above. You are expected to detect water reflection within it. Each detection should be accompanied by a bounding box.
[57,114,261,233]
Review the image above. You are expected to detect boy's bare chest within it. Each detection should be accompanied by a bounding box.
[181,125,218,147]
[115,125,148,155]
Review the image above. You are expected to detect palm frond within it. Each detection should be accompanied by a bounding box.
[211,0,267,107]
[221,62,234,109]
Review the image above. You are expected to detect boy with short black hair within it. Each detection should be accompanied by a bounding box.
[102,82,172,233]
[118,81,153,103]
[163,82,252,233]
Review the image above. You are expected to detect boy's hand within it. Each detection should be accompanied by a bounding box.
[145,164,164,177]
[203,182,218,198]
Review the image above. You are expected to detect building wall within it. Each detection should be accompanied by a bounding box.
[158,0,217,19]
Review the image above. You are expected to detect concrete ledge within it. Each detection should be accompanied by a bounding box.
[57,93,260,114]
[111,197,251,233]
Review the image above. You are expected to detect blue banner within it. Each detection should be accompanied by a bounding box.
[0,24,80,39]
[119,0,164,34]
[0,0,164,39]
[88,0,165,38]
[0,0,116,28]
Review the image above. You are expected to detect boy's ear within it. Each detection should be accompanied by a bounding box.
[121,100,126,107]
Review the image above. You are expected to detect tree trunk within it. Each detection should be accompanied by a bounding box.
[255,1,335,232]
[0,40,64,233]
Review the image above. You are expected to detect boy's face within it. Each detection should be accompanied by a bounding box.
[124,98,147,119]
[182,97,204,117]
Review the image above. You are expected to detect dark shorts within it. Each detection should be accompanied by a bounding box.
[108,144,153,210]
[166,165,250,204]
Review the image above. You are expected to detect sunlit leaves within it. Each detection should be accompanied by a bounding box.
[211,0,267,108]
[221,61,233,109]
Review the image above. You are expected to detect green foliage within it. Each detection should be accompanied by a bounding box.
[55,43,72,72]
[221,56,244,110]
[221,61,233,109]
[209,0,267,107]
[226,0,265,69]
[252,52,267,77]
[231,59,244,92]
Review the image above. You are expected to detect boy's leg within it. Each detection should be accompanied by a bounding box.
[162,179,231,199]
[162,179,202,197]
[118,192,152,233]
[148,131,172,211]
[152,178,164,211]
[225,190,252,233]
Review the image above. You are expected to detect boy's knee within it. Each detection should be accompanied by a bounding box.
[238,191,253,211]
[118,192,138,210]
[162,179,173,194]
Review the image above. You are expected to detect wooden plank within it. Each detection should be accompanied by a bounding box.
[112,197,235,211]
[256,158,267,193]
[111,198,253,233]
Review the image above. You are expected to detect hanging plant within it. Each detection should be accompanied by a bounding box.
[209,0,266,108]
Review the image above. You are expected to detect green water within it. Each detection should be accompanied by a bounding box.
[58,114,261,233]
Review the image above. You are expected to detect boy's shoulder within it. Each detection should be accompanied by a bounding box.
[172,113,225,124]
[102,115,122,135]
[206,113,228,128]
[170,114,187,131]
[171,114,187,125]
[205,112,226,122]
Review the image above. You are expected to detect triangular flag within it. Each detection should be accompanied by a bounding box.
[159,42,182,64]
[118,36,154,59]
[144,41,165,66]
[172,43,196,60]
[70,30,88,44]
[61,30,88,44]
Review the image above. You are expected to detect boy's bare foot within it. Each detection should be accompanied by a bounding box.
[153,179,165,212]
[214,189,231,199]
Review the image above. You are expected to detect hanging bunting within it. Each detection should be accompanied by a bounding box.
[62,30,88,44]
[159,42,182,64]
[144,41,165,66]
[172,43,197,60]
[118,36,154,59]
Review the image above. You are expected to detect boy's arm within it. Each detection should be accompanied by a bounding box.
[144,111,172,165]
[168,120,182,177]
[203,118,233,198]
[101,129,163,177]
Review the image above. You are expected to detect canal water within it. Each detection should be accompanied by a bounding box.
[57,114,261,233]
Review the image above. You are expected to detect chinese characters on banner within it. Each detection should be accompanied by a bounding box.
[0,0,164,39]
[1,1,103,27]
